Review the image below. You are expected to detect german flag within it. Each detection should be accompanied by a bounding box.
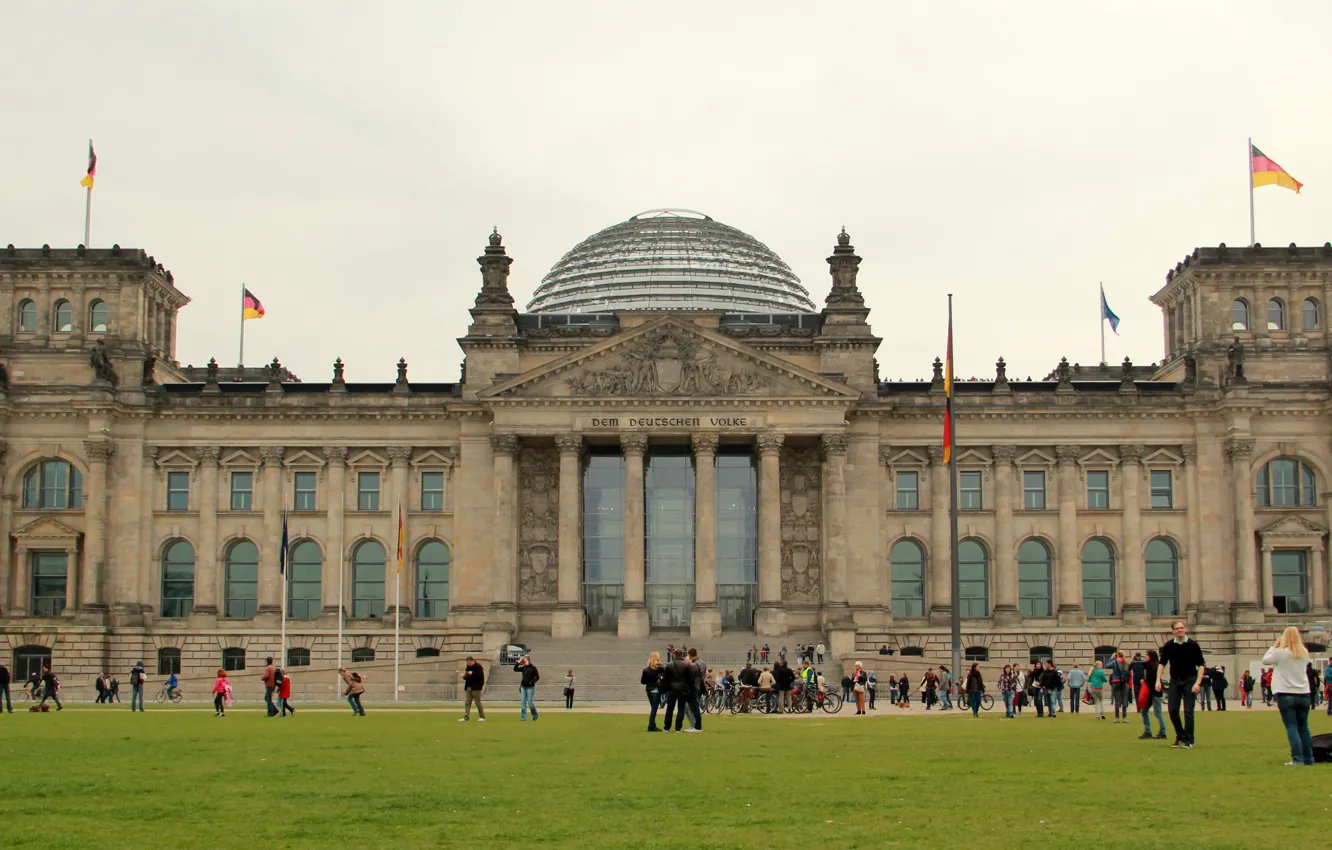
[1252,144,1302,193]
[942,309,954,464]
[242,288,265,320]
[80,142,96,189]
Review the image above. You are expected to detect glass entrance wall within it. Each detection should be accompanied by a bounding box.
[716,446,757,629]
[645,446,695,627]
[583,447,625,630]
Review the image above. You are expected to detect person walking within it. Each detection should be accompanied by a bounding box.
[816,643,825,664]
[964,663,985,718]
[1040,661,1060,717]
[922,668,939,710]
[686,648,706,730]
[998,665,1018,718]
[1198,666,1213,712]
[1240,670,1255,709]
[563,669,576,710]
[339,667,366,716]
[851,662,867,715]
[1135,649,1167,740]
[0,663,11,714]
[867,672,878,710]
[897,672,911,709]
[1262,626,1315,765]
[94,673,107,704]
[1027,663,1045,718]
[261,657,279,717]
[1086,660,1108,719]
[641,652,664,731]
[459,655,487,722]
[938,666,953,710]
[1211,666,1228,711]
[1324,660,1332,716]
[1066,665,1086,713]
[1158,619,1206,749]
[1107,652,1130,723]
[514,656,540,721]
[37,665,61,711]
[212,669,229,716]
[279,668,295,716]
[1261,667,1274,705]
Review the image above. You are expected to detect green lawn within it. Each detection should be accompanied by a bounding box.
[1,704,1328,849]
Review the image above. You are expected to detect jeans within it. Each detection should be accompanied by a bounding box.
[1001,690,1014,717]
[1140,694,1166,736]
[520,686,538,720]
[214,693,225,714]
[0,684,10,712]
[264,686,278,716]
[1044,690,1057,716]
[1276,693,1314,764]
[464,688,486,720]
[1069,686,1081,712]
[1199,687,1212,710]
[1166,680,1197,744]
[1110,682,1130,718]
[662,692,685,730]
[968,691,982,717]
[130,684,145,712]
[1212,688,1226,711]
[347,694,365,715]
[281,698,296,716]
[686,694,702,729]
[646,690,661,729]
[1056,691,1065,712]
[940,689,952,709]
[1033,691,1045,717]
[40,691,62,710]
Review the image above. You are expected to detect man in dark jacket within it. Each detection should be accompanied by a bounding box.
[1210,666,1228,711]
[1040,661,1061,718]
[0,663,11,713]
[514,656,540,720]
[662,650,693,732]
[774,662,796,712]
[685,648,706,731]
[39,665,61,711]
[459,656,486,722]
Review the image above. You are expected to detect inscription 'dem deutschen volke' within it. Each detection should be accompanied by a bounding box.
[577,414,766,431]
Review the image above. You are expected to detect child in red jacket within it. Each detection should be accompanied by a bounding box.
[279,670,295,716]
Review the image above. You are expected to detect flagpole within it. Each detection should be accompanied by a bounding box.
[394,500,401,704]
[947,294,961,693]
[238,282,246,369]
[83,139,92,247]
[1099,283,1106,366]
[1248,137,1256,247]
[336,541,344,700]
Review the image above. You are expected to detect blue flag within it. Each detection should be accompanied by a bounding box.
[279,510,289,577]
[1100,285,1120,335]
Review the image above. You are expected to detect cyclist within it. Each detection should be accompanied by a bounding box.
[165,671,180,701]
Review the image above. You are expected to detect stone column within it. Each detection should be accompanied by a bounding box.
[194,446,220,618]
[618,434,649,638]
[1182,445,1203,618]
[321,446,347,618]
[878,447,895,622]
[552,434,585,638]
[256,446,284,618]
[490,435,519,624]
[387,446,412,617]
[927,445,951,624]
[129,444,155,620]
[755,432,785,636]
[690,433,721,639]
[1261,543,1275,614]
[1055,445,1083,623]
[822,434,851,616]
[992,445,1019,624]
[1310,543,1328,615]
[1119,445,1149,624]
[1227,438,1261,622]
[0,494,14,615]
[81,439,114,614]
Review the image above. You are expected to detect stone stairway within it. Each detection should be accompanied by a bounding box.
[488,632,843,703]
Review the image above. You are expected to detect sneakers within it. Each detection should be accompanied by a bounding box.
[1138,732,1153,739]
[459,717,469,722]
[1155,733,1167,739]
[1171,740,1183,748]
[1283,761,1301,766]
[478,717,486,722]
[1180,742,1193,749]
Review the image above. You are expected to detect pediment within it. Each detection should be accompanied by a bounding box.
[411,449,457,468]
[953,448,991,467]
[481,317,859,401]
[1142,448,1184,467]
[348,449,387,468]
[886,448,928,467]
[283,450,327,469]
[1259,514,1328,539]
[1077,448,1119,467]
[220,449,258,467]
[1017,448,1055,467]
[155,449,198,469]
[13,517,82,545]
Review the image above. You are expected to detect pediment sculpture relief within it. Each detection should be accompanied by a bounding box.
[566,328,772,397]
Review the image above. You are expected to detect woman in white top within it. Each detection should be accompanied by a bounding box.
[1261,626,1314,766]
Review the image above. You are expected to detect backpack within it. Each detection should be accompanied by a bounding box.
[274,668,285,686]
[1311,733,1332,763]
[130,669,143,686]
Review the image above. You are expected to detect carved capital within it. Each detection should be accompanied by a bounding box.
[448,446,461,464]
[386,446,412,466]
[926,445,946,465]
[1181,444,1198,463]
[198,445,221,466]
[143,445,159,464]
[490,434,520,456]
[322,445,348,468]
[259,445,285,467]
[821,434,848,457]
[1055,444,1080,465]
[84,440,115,463]
[554,434,583,456]
[1118,444,1145,464]
[991,444,1017,464]
[1225,438,1255,460]
[878,446,893,467]
[691,433,719,456]
[756,431,784,457]
[620,434,648,456]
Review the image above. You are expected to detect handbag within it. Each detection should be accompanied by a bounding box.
[1082,689,1094,706]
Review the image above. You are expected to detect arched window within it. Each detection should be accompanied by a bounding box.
[965,646,989,662]
[415,647,441,658]
[160,540,195,618]
[1145,538,1179,616]
[88,299,109,333]
[899,646,925,657]
[1304,298,1320,331]
[415,539,450,618]
[1029,646,1053,664]
[890,539,926,617]
[1081,538,1116,616]
[287,540,322,619]
[958,539,988,618]
[53,299,73,332]
[352,540,385,618]
[224,540,258,619]
[286,647,311,667]
[1267,298,1285,330]
[157,647,182,675]
[222,647,246,671]
[1094,645,1118,665]
[1231,298,1249,331]
[17,298,37,333]
[22,460,83,509]
[12,645,52,683]
[1256,458,1318,507]
[1018,539,1052,617]
[351,647,376,663]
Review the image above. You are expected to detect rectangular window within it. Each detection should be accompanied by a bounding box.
[166,471,190,511]
[1023,470,1046,510]
[1150,470,1173,509]
[293,471,317,511]
[30,552,68,616]
[229,471,253,511]
[959,471,982,511]
[358,471,380,511]
[896,471,919,510]
[1272,550,1309,614]
[421,471,444,512]
[1086,470,1109,510]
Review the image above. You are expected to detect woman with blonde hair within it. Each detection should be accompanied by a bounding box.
[640,651,664,732]
[851,661,867,715]
[1262,626,1314,765]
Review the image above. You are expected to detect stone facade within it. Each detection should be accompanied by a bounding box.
[2,235,1332,684]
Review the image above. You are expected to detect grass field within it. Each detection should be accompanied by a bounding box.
[1,702,1328,849]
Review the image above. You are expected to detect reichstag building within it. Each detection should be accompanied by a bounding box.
[1,209,1330,682]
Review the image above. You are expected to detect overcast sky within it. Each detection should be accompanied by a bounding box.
[2,2,1328,383]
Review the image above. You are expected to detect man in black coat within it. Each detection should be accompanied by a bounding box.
[459,656,486,722]
[0,664,10,713]
[1210,666,1228,711]
[662,651,694,732]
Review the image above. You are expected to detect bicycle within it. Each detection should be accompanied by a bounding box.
[17,686,43,703]
[155,685,184,704]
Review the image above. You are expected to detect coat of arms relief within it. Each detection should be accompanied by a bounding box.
[566,328,772,396]
[780,446,822,603]
[518,446,559,602]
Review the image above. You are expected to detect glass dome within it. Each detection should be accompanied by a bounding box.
[526,209,817,314]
